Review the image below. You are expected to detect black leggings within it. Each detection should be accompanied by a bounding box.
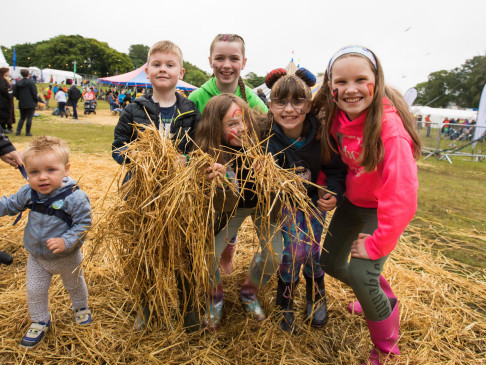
[320,198,391,321]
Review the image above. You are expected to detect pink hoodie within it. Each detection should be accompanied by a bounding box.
[331,99,418,260]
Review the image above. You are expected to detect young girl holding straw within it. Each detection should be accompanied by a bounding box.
[193,93,269,330]
[189,33,268,275]
[262,68,346,333]
[312,46,421,364]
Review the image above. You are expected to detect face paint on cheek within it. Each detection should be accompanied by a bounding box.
[227,129,237,141]
[367,83,374,97]
[332,89,338,103]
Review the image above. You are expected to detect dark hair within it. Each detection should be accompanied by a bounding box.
[20,69,29,78]
[0,67,9,77]
[260,70,315,138]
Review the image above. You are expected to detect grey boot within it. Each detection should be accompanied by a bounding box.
[205,283,223,331]
[304,273,328,328]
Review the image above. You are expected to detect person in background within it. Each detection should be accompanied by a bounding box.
[44,85,52,109]
[425,114,432,137]
[0,67,15,133]
[55,86,68,118]
[67,81,82,120]
[257,88,268,107]
[13,69,38,136]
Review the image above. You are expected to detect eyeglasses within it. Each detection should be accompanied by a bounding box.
[270,98,309,110]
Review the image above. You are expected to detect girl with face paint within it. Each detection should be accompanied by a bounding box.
[193,94,275,330]
[261,68,346,333]
[312,46,422,364]
[189,34,268,277]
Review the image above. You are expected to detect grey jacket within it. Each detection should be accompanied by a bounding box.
[0,177,91,259]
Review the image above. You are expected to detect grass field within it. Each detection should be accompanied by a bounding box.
[0,112,485,364]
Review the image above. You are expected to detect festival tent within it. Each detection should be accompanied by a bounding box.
[0,48,8,68]
[41,68,82,84]
[252,59,324,97]
[411,105,477,124]
[97,64,198,91]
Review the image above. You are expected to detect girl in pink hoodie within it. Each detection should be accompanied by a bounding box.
[312,46,421,365]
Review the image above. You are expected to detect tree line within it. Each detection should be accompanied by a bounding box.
[414,54,486,109]
[1,35,267,88]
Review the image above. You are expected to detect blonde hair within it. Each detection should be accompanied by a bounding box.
[23,136,70,165]
[312,51,421,172]
[147,40,183,66]
[209,34,248,103]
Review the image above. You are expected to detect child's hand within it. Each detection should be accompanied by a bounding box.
[46,237,66,254]
[176,154,187,168]
[317,192,337,211]
[350,233,371,259]
[207,163,226,185]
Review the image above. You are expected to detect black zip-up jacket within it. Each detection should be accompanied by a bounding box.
[112,92,201,163]
[13,78,38,109]
[67,86,82,105]
[266,113,346,205]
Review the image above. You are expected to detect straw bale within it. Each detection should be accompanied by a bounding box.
[0,144,485,364]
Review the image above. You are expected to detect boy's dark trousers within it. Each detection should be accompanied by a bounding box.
[16,108,35,135]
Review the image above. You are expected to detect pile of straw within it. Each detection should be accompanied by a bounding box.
[0,147,485,364]
[91,124,241,327]
[91,122,324,328]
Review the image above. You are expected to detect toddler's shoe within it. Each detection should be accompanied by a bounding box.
[75,307,92,325]
[20,319,50,349]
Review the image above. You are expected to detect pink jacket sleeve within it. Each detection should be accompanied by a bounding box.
[364,135,418,260]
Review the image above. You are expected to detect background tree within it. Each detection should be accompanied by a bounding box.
[1,43,37,67]
[244,72,265,88]
[183,61,209,87]
[2,35,133,76]
[128,44,150,68]
[414,54,486,108]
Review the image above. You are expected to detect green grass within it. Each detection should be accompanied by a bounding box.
[414,157,486,268]
[10,114,114,156]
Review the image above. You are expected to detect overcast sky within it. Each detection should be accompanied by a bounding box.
[1,0,484,93]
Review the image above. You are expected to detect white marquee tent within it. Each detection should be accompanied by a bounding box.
[41,68,83,84]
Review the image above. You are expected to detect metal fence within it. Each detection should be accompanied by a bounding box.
[418,122,486,163]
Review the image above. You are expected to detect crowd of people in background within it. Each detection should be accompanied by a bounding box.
[416,113,478,141]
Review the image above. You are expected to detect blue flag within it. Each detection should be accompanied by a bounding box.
[13,48,16,70]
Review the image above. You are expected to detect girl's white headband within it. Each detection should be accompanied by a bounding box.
[327,46,377,77]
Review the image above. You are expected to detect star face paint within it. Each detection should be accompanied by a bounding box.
[222,103,246,147]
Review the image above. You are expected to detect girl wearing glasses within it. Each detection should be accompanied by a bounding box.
[312,46,421,363]
[262,68,346,333]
